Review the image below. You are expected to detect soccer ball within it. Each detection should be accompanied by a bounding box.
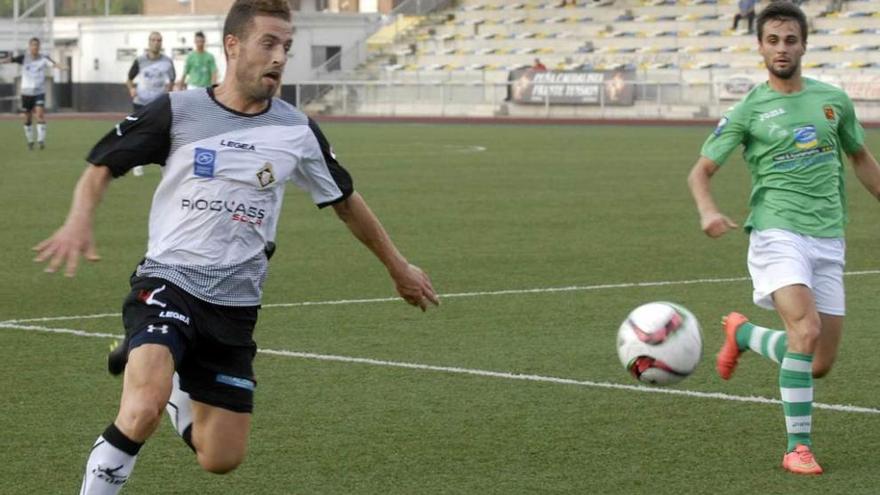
[616,302,702,385]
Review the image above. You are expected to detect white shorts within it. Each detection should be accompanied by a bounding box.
[747,228,846,316]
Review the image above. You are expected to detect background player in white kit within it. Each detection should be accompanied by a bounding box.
[126,31,175,176]
[34,0,438,492]
[0,37,65,150]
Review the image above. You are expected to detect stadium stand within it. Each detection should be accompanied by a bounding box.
[303,0,880,119]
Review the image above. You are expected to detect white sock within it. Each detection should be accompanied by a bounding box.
[23,124,34,143]
[79,424,142,495]
[166,372,195,451]
[37,122,46,142]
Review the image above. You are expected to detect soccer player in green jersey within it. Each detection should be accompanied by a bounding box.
[178,31,218,89]
[687,2,880,475]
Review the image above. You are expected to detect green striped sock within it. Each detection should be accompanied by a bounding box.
[734,322,788,364]
[780,352,813,451]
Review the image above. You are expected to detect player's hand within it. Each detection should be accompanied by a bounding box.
[391,263,440,311]
[32,223,101,277]
[700,212,738,238]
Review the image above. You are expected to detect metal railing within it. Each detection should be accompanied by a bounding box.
[390,0,456,16]
[308,0,455,94]
[292,79,880,121]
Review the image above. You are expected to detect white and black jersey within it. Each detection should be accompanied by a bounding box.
[87,88,354,306]
[12,53,51,96]
[128,54,176,105]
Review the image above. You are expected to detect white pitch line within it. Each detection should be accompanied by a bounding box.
[4,270,880,324]
[2,322,879,415]
[0,322,120,339]
[1,313,121,324]
[5,275,750,321]
[259,349,880,415]
[263,275,753,309]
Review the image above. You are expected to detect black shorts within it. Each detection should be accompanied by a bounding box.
[21,94,45,112]
[121,275,259,413]
[132,103,144,112]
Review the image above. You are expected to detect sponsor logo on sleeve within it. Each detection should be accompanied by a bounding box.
[194,148,217,177]
[115,115,139,137]
[713,116,729,137]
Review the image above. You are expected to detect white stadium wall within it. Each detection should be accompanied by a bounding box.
[1,12,381,111]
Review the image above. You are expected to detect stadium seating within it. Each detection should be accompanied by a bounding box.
[309,0,880,118]
[367,0,880,80]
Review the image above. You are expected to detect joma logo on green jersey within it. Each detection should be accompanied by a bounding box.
[759,108,786,121]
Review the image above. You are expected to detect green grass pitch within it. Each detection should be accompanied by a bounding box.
[1,118,879,493]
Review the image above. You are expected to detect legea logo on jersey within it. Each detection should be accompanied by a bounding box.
[221,139,256,151]
[194,148,217,177]
[793,125,818,149]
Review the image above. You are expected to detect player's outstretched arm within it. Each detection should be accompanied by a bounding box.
[332,192,440,311]
[849,145,880,201]
[687,156,739,238]
[126,60,139,100]
[46,56,68,71]
[33,165,112,277]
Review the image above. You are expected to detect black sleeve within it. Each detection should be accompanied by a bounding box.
[308,117,354,208]
[11,55,24,64]
[86,94,172,177]
[127,59,140,81]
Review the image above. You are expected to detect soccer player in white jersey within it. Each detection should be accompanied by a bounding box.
[126,31,175,176]
[1,37,64,150]
[33,0,439,492]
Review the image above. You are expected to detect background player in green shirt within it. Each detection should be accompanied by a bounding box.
[178,31,218,89]
[687,2,880,475]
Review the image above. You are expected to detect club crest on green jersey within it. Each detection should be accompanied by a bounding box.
[823,105,836,121]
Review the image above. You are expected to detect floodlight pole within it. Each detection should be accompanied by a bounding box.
[46,0,54,53]
[13,0,55,50]
[13,0,19,53]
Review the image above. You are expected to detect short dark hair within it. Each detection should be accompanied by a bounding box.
[29,37,40,44]
[223,0,291,47]
[195,31,205,39]
[756,1,809,44]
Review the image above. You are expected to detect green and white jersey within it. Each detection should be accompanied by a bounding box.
[183,51,216,88]
[701,78,865,237]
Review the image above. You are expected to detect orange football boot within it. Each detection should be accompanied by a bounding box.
[782,444,823,475]
[716,312,749,380]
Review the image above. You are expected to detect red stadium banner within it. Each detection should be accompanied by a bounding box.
[508,69,636,106]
